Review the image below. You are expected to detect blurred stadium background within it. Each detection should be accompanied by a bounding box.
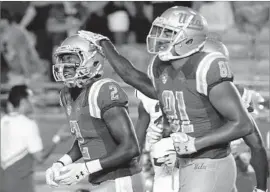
[0,1,269,192]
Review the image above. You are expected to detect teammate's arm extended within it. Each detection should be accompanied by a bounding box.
[243,116,269,191]
[195,82,253,150]
[99,106,140,169]
[100,40,157,99]
[135,101,151,149]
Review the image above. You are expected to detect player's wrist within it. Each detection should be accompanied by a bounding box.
[85,159,103,174]
[57,154,73,166]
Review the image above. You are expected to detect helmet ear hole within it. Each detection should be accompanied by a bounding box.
[93,61,99,67]
[186,39,193,45]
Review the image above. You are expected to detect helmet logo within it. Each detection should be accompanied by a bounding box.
[175,12,204,30]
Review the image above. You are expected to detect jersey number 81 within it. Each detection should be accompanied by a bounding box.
[162,90,194,133]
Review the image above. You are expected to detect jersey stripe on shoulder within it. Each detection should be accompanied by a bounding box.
[196,52,226,95]
[88,78,116,118]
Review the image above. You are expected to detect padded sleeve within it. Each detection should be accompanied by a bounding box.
[88,79,128,118]
[196,52,234,96]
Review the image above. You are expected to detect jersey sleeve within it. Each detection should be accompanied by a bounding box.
[88,79,128,118]
[196,52,234,96]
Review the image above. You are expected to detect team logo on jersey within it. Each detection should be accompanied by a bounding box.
[161,69,168,84]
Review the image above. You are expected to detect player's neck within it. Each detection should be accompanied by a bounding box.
[171,57,189,70]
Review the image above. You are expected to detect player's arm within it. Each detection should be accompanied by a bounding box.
[50,139,83,168]
[135,101,151,149]
[65,140,82,163]
[98,106,140,170]
[100,40,157,99]
[233,85,269,190]
[195,82,253,149]
[195,54,253,150]
[83,80,140,173]
[243,115,269,191]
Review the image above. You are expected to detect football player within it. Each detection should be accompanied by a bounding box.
[203,37,269,192]
[77,6,267,192]
[135,89,179,192]
[45,34,144,192]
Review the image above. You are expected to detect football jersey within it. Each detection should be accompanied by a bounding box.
[135,90,162,126]
[60,78,141,184]
[149,52,234,159]
[135,90,179,192]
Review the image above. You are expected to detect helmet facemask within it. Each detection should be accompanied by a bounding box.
[147,17,187,54]
[147,11,207,61]
[53,45,104,87]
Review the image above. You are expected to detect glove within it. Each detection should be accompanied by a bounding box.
[78,30,109,50]
[55,163,90,186]
[146,123,164,145]
[253,187,268,192]
[151,137,175,158]
[170,132,197,155]
[46,162,64,187]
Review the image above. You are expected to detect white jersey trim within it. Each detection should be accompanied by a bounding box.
[196,52,225,96]
[88,78,115,119]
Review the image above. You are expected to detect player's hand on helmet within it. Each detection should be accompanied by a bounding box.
[55,163,90,186]
[77,30,109,50]
[170,132,197,155]
[46,162,64,187]
[146,123,163,144]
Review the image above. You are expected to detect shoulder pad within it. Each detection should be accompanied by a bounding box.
[88,78,128,118]
[196,52,233,96]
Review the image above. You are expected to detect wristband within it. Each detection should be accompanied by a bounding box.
[52,135,61,144]
[85,159,103,174]
[56,161,65,166]
[58,154,73,166]
[254,187,268,192]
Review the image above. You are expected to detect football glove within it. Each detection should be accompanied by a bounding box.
[151,137,175,158]
[46,162,64,187]
[170,132,197,155]
[78,30,109,51]
[55,163,90,186]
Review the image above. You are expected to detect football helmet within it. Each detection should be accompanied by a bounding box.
[53,34,105,87]
[203,38,230,58]
[147,6,208,61]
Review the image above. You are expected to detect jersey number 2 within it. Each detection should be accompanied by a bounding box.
[162,90,194,133]
[70,120,91,160]
[109,85,119,100]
